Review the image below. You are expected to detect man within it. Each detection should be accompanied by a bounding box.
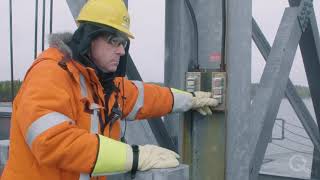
[2,0,218,179]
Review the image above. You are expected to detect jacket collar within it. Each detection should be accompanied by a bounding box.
[37,33,99,84]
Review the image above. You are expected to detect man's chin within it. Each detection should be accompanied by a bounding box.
[97,65,117,73]
[105,68,118,73]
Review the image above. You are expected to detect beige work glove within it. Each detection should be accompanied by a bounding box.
[171,88,219,115]
[125,144,180,172]
[191,91,219,115]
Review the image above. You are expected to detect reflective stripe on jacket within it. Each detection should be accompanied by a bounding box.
[2,45,173,180]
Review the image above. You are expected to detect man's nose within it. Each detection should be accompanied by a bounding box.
[116,45,126,56]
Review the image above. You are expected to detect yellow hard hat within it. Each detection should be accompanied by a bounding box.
[77,0,134,39]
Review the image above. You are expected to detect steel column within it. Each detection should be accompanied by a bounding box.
[249,6,304,180]
[298,6,320,179]
[165,0,227,179]
[164,0,192,156]
[225,0,252,180]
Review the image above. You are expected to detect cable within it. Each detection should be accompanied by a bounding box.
[283,137,314,148]
[49,0,53,34]
[271,142,313,155]
[220,0,227,71]
[274,122,314,148]
[265,151,297,157]
[275,122,310,139]
[34,0,39,59]
[184,0,199,70]
[270,143,320,161]
[284,121,305,129]
[9,0,14,103]
[284,127,310,139]
[41,0,46,51]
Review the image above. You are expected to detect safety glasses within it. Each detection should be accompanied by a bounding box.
[104,34,128,48]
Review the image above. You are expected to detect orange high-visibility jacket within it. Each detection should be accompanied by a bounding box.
[2,34,174,180]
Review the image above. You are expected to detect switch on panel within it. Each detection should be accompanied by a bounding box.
[186,72,201,92]
[186,71,226,112]
[211,72,226,111]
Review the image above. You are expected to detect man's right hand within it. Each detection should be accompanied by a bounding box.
[126,144,180,172]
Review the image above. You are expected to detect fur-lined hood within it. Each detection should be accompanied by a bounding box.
[48,32,74,59]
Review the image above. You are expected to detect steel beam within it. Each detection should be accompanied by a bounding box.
[252,19,270,60]
[225,0,252,180]
[252,17,320,153]
[298,6,320,179]
[249,6,303,180]
[65,0,87,20]
[123,0,128,7]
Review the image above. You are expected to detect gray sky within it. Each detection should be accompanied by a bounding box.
[1,0,319,86]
